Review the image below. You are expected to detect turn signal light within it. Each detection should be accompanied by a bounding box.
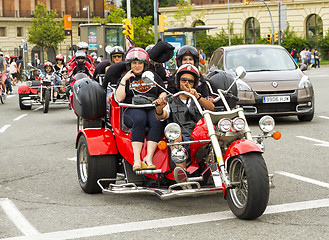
[158,140,167,150]
[272,131,281,140]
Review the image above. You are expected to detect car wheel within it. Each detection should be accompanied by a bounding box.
[77,135,118,194]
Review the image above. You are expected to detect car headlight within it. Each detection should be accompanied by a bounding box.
[236,79,252,91]
[164,123,181,141]
[232,117,245,131]
[259,115,275,133]
[298,75,312,89]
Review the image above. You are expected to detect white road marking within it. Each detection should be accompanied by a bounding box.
[0,124,11,133]
[14,114,28,121]
[33,106,42,111]
[319,115,329,120]
[296,135,329,147]
[1,198,329,240]
[0,198,39,236]
[276,171,329,189]
[7,95,15,99]
[66,157,77,161]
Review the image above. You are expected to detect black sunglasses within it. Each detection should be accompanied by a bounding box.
[180,77,194,84]
[113,55,122,58]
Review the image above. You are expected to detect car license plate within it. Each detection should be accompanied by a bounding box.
[263,96,290,103]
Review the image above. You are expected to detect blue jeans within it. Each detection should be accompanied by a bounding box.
[5,76,12,92]
[124,108,164,143]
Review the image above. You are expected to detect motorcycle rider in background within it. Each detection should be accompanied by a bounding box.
[154,64,214,182]
[66,41,95,68]
[38,62,61,99]
[66,50,94,78]
[54,54,66,73]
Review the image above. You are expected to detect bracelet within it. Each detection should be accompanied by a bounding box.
[155,110,163,116]
[197,95,202,101]
[120,82,126,87]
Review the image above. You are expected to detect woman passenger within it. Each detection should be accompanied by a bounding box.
[115,47,167,171]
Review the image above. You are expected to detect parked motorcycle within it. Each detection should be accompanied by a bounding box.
[75,66,281,220]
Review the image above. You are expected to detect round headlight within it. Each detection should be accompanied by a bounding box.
[171,146,188,164]
[26,81,32,87]
[232,117,245,131]
[259,115,275,133]
[217,118,232,132]
[164,123,181,141]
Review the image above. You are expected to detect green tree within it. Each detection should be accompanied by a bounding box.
[131,16,154,48]
[93,8,126,23]
[93,8,154,47]
[197,28,244,57]
[27,3,65,63]
[121,0,153,19]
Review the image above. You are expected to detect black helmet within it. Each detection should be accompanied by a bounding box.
[175,64,200,89]
[109,46,124,61]
[176,45,199,67]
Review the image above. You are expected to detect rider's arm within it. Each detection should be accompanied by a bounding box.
[115,70,134,102]
[197,94,215,111]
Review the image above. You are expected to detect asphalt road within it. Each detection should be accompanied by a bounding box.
[1,67,329,239]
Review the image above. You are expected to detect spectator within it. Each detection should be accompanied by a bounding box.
[300,47,308,65]
[291,46,299,63]
[0,52,7,94]
[10,57,18,86]
[314,48,320,68]
[16,55,24,83]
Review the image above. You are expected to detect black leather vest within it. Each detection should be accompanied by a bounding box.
[168,97,202,136]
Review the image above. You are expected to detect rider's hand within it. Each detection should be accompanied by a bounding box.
[181,83,199,99]
[122,70,135,82]
[154,98,167,110]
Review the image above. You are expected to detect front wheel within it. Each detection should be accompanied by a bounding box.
[226,152,269,220]
[77,135,118,193]
[43,89,50,113]
[19,94,31,110]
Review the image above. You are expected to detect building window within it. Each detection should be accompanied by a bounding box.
[0,27,6,37]
[306,14,323,38]
[17,27,23,37]
[245,17,260,44]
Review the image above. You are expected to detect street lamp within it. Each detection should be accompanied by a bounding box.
[83,6,89,24]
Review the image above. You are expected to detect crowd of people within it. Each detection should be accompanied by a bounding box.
[291,46,320,68]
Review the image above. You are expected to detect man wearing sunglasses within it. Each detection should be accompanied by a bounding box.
[154,64,214,182]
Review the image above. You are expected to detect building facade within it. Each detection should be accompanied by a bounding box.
[0,0,105,64]
[160,0,329,45]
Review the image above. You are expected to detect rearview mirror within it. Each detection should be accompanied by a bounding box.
[235,66,246,79]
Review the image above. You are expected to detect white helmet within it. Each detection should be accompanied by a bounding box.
[77,42,89,50]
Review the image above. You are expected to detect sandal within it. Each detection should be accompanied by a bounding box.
[132,160,142,172]
[141,161,156,170]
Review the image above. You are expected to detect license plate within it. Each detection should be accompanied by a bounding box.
[263,96,290,103]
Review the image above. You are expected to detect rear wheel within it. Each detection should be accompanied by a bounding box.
[0,93,5,104]
[43,89,50,113]
[77,135,118,193]
[19,94,31,110]
[226,152,269,220]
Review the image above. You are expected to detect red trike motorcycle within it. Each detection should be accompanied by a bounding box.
[75,67,281,220]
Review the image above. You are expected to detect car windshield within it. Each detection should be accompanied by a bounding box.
[225,47,297,72]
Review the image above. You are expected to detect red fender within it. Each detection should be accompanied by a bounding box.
[76,128,118,156]
[18,85,31,94]
[223,139,263,162]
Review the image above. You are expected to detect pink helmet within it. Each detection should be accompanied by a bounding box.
[125,47,149,70]
[56,54,64,61]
